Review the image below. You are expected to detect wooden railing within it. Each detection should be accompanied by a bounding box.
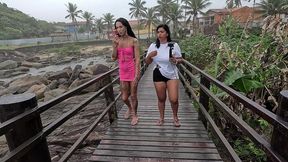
[0,54,148,162]
[178,58,288,162]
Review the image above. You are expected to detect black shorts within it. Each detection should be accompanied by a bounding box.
[153,68,170,82]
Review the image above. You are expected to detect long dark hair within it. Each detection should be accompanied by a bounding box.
[155,24,172,48]
[114,18,136,38]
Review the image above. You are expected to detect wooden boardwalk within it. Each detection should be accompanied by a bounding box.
[90,65,223,162]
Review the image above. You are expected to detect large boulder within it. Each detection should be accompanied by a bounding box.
[0,67,29,79]
[26,84,48,99]
[0,60,18,70]
[86,64,110,75]
[46,68,72,81]
[5,75,49,94]
[44,88,67,102]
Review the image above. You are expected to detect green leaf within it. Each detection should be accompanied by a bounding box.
[233,77,264,93]
[224,69,244,86]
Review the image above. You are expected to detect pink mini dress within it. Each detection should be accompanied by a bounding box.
[117,47,135,81]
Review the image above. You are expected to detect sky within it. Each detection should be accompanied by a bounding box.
[0,0,259,23]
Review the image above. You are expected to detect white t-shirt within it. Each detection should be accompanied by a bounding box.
[146,42,182,79]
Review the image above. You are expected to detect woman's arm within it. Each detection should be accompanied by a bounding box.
[145,51,157,65]
[133,38,141,79]
[111,35,119,61]
[111,46,117,61]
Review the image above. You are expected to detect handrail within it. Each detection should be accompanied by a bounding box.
[179,59,288,162]
[182,60,288,132]
[0,67,118,136]
[58,93,121,162]
[179,72,241,162]
[0,54,149,162]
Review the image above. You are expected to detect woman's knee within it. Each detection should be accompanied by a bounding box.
[158,96,166,103]
[169,98,178,105]
[122,94,129,102]
[130,94,138,101]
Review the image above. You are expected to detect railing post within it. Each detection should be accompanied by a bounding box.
[104,76,118,123]
[0,93,51,162]
[199,75,210,128]
[271,90,288,160]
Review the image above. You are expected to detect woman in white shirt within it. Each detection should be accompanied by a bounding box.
[145,24,182,127]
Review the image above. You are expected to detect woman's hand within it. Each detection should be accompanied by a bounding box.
[133,71,141,86]
[148,51,157,58]
[145,50,157,65]
[112,37,119,48]
[112,29,119,48]
[170,56,182,65]
[170,55,178,65]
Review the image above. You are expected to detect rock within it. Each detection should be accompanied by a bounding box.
[69,78,91,90]
[3,75,49,95]
[25,56,40,62]
[86,64,110,75]
[26,84,48,99]
[47,80,58,90]
[0,60,18,70]
[68,65,82,85]
[58,78,68,85]
[46,69,71,81]
[79,73,93,79]
[0,67,29,78]
[44,88,67,102]
[21,61,43,68]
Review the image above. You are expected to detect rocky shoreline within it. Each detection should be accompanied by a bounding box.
[0,44,123,161]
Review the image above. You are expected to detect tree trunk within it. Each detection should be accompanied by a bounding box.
[137,18,140,39]
[73,20,78,41]
[192,15,196,35]
[148,24,151,40]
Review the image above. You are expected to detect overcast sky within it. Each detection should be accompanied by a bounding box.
[1,0,259,23]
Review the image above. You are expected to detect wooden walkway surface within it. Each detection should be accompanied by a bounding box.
[90,65,223,162]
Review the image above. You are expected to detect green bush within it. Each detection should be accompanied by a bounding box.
[180,34,214,69]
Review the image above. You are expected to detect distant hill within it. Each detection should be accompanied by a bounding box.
[0,2,63,40]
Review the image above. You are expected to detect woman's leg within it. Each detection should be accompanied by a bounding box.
[130,80,139,125]
[154,82,167,125]
[120,81,132,119]
[167,79,180,127]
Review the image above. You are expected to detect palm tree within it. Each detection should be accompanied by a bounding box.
[167,3,184,38]
[257,0,288,16]
[143,7,159,39]
[128,0,147,39]
[95,18,105,39]
[102,13,115,39]
[65,2,82,41]
[156,0,175,24]
[226,0,242,8]
[182,0,211,35]
[82,11,95,39]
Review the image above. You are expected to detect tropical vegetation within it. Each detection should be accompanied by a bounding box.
[0,2,56,40]
[180,0,288,161]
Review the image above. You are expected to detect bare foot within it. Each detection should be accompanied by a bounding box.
[124,110,131,119]
[156,119,164,126]
[173,118,181,127]
[131,116,139,126]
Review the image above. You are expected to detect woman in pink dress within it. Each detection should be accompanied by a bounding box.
[111,18,140,126]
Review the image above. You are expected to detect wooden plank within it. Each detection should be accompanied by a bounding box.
[90,156,223,162]
[107,128,208,134]
[102,135,211,143]
[99,140,216,148]
[92,150,221,160]
[97,145,219,153]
